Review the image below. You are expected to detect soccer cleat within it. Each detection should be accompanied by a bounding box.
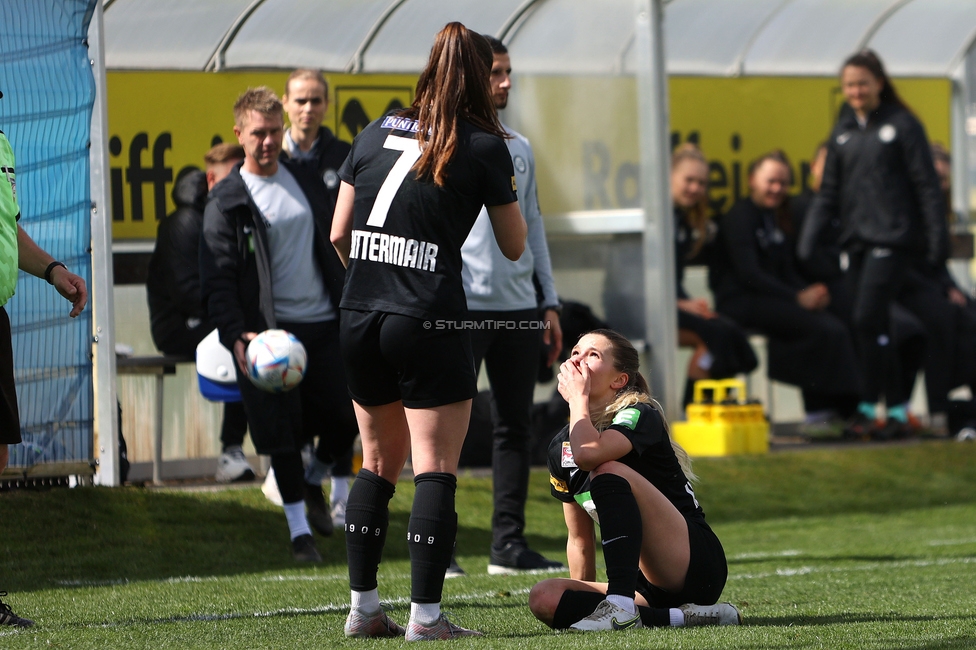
[215,446,256,483]
[679,602,742,627]
[304,482,333,537]
[405,613,483,641]
[330,497,347,528]
[345,604,406,638]
[445,556,467,579]
[569,599,643,632]
[487,542,565,575]
[0,592,34,628]
[291,533,322,562]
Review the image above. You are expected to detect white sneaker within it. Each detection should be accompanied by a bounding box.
[215,446,255,483]
[261,467,283,506]
[679,602,742,626]
[330,498,347,528]
[569,599,642,632]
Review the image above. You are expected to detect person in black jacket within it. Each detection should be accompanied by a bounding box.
[280,69,350,206]
[279,68,356,528]
[798,50,949,438]
[147,144,256,483]
[199,87,358,562]
[712,151,860,423]
[671,144,757,407]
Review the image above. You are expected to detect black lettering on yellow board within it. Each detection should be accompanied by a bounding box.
[334,86,414,141]
[110,132,174,224]
[581,131,810,217]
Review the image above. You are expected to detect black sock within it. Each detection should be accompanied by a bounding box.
[552,590,670,628]
[590,473,643,598]
[345,469,396,592]
[270,452,304,504]
[408,472,458,604]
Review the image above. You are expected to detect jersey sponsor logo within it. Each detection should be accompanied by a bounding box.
[550,475,568,493]
[511,175,517,192]
[349,229,439,272]
[560,440,576,467]
[878,124,896,143]
[380,115,420,133]
[612,407,640,430]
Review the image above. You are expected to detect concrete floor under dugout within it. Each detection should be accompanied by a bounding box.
[113,246,953,479]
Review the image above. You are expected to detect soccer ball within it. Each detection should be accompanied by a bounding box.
[245,329,307,393]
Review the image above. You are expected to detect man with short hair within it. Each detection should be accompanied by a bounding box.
[454,36,565,576]
[147,143,254,483]
[1,91,89,627]
[278,69,355,526]
[200,87,357,561]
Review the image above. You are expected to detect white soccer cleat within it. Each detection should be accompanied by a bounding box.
[261,467,283,506]
[679,602,742,627]
[330,497,347,528]
[569,599,643,632]
[215,446,255,483]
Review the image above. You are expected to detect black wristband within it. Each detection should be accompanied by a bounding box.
[44,261,67,284]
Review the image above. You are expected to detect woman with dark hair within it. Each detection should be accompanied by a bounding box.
[798,49,949,438]
[529,329,740,632]
[670,144,757,406]
[331,22,527,640]
[712,151,861,426]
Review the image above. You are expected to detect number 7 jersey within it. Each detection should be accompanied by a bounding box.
[337,113,518,321]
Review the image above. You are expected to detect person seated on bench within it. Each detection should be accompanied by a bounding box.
[147,143,255,483]
[710,150,860,427]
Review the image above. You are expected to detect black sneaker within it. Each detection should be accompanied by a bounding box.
[445,554,467,579]
[0,592,34,627]
[304,482,333,537]
[488,543,565,575]
[291,533,322,562]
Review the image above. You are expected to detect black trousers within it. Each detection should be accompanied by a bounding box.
[718,293,861,412]
[468,308,542,549]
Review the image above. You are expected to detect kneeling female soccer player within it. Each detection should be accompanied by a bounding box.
[529,329,741,631]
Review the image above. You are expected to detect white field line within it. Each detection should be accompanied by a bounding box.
[60,586,533,630]
[927,538,976,546]
[729,550,803,560]
[730,555,976,581]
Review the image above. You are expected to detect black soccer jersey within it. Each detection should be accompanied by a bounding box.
[337,113,518,320]
[547,402,705,525]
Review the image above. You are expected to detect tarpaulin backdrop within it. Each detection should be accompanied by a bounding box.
[0,0,96,470]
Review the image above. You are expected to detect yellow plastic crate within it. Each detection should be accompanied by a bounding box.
[671,379,769,457]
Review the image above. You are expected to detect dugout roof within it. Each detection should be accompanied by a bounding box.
[102,0,976,78]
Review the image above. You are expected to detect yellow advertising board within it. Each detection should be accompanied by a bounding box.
[107,71,950,239]
[513,75,951,216]
[106,71,415,240]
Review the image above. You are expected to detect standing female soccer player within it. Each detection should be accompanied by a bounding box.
[529,329,740,632]
[799,50,948,438]
[331,23,527,640]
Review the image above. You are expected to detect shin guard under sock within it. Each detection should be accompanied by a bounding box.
[345,469,396,592]
[408,472,458,604]
[590,473,643,598]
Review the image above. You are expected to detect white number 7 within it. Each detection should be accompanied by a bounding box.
[366,134,421,228]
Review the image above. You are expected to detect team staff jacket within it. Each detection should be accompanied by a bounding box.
[710,198,807,304]
[547,402,705,526]
[199,158,345,356]
[338,113,518,321]
[799,102,948,266]
[280,125,350,205]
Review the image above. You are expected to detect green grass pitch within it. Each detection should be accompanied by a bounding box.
[3,441,976,648]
